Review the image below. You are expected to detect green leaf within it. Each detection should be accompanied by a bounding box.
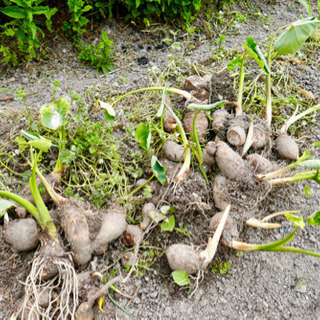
[20,130,59,148]
[243,37,270,74]
[40,104,67,130]
[0,6,26,19]
[0,199,16,218]
[304,186,311,197]
[100,100,115,121]
[187,100,226,111]
[148,210,167,223]
[161,215,175,232]
[274,17,320,55]
[285,213,305,229]
[227,55,243,70]
[135,123,151,150]
[160,205,176,214]
[298,159,320,169]
[306,211,320,226]
[56,97,70,117]
[314,141,320,147]
[151,155,166,185]
[28,138,52,152]
[172,270,190,286]
[15,136,28,153]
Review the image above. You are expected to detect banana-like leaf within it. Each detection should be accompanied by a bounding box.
[243,37,270,74]
[28,138,52,152]
[274,17,320,55]
[297,159,320,169]
[227,55,243,70]
[0,200,16,218]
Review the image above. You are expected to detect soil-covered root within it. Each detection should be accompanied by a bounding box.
[163,140,185,162]
[18,235,78,320]
[247,153,275,174]
[59,199,92,266]
[213,174,230,211]
[183,110,208,142]
[4,218,39,252]
[215,141,253,183]
[274,134,299,160]
[91,204,127,255]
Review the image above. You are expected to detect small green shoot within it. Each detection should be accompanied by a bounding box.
[172,270,191,286]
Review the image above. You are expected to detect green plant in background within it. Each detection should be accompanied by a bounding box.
[77,30,115,75]
[0,0,57,63]
[62,0,92,41]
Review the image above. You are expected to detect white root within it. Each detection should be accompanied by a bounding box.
[200,204,231,269]
[18,254,78,320]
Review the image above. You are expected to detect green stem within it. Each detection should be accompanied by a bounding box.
[264,245,320,258]
[265,25,289,127]
[193,110,203,164]
[30,151,57,240]
[111,87,192,107]
[0,190,38,219]
[131,174,154,196]
[237,53,247,111]
[151,123,165,144]
[270,170,318,186]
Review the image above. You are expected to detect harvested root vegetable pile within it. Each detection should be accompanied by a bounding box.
[1,11,320,317]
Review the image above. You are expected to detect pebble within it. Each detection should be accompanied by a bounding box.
[149,291,158,299]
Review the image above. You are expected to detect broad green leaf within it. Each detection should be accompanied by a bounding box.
[15,136,28,153]
[306,210,320,226]
[172,270,190,286]
[0,6,26,19]
[151,155,166,185]
[297,159,320,169]
[285,213,305,229]
[148,210,167,223]
[100,100,115,121]
[135,123,151,150]
[227,55,243,70]
[28,138,52,152]
[314,141,320,147]
[243,37,270,74]
[161,215,175,232]
[56,97,70,117]
[0,199,16,218]
[274,17,320,55]
[187,100,226,111]
[40,105,67,130]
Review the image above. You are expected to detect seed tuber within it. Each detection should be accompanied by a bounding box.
[183,110,208,142]
[123,225,143,247]
[4,218,39,252]
[59,200,92,266]
[141,202,155,230]
[163,140,185,162]
[274,134,299,160]
[227,126,246,146]
[252,126,269,149]
[247,153,275,174]
[212,109,233,139]
[213,174,230,211]
[92,204,127,255]
[215,141,253,183]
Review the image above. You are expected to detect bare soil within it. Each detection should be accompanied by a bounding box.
[1,0,320,319]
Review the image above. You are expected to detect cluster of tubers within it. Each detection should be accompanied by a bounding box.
[162,73,303,274]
